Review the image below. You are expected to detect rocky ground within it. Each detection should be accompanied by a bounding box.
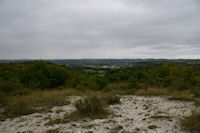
[0,95,199,133]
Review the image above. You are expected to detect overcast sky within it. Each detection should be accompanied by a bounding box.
[0,0,200,59]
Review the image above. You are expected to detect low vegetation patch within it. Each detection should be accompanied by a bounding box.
[103,95,121,105]
[110,125,123,133]
[3,97,36,117]
[1,90,69,118]
[74,96,109,118]
[148,125,157,129]
[0,92,7,107]
[47,96,110,125]
[150,115,171,119]
[135,88,169,96]
[181,111,200,132]
[168,95,195,102]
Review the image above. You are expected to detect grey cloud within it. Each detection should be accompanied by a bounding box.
[0,0,200,59]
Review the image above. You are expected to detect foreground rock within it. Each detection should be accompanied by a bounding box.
[0,96,199,133]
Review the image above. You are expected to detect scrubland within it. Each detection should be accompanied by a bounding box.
[0,61,200,132]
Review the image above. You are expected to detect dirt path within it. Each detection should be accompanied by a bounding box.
[0,96,198,133]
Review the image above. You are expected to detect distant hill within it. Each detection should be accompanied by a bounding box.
[0,59,200,66]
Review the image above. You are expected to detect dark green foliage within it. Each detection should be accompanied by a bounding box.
[21,61,69,89]
[0,63,22,82]
[0,61,200,92]
[0,81,22,93]
[78,75,108,90]
[105,63,200,90]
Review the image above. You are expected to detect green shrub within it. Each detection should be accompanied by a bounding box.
[21,61,69,89]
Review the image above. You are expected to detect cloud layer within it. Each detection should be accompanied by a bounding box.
[0,0,200,59]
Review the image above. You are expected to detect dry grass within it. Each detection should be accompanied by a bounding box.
[74,96,105,116]
[46,96,110,125]
[1,87,199,119]
[1,90,70,118]
[135,88,169,96]
[168,95,195,102]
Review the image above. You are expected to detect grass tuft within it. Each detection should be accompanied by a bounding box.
[74,96,107,116]
[46,96,110,125]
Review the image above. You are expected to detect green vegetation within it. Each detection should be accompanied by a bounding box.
[0,60,200,120]
[1,61,200,92]
[181,111,200,132]
[1,90,69,118]
[47,96,110,125]
[74,96,106,116]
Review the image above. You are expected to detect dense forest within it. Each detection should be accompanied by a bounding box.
[0,60,200,94]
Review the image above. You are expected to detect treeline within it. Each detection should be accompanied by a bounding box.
[0,61,200,94]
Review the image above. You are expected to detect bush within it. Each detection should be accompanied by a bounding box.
[74,96,104,116]
[21,61,69,89]
[47,96,109,125]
